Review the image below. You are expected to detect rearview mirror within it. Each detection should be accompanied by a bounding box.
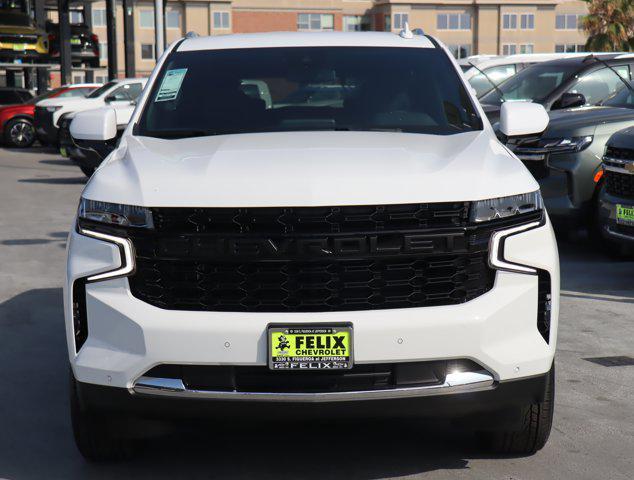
[70,107,117,142]
[552,92,586,110]
[499,102,549,138]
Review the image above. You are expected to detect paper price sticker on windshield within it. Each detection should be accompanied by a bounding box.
[155,68,188,102]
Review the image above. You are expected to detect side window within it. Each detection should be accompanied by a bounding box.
[109,84,142,102]
[469,64,516,97]
[0,91,21,104]
[566,66,631,105]
[126,83,144,101]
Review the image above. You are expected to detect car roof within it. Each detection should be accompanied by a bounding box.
[535,53,625,67]
[178,31,436,52]
[111,77,148,85]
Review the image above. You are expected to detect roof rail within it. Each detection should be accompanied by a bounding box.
[185,31,199,39]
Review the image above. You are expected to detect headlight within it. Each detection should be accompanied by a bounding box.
[540,135,593,153]
[470,191,543,223]
[78,198,154,228]
[46,106,62,113]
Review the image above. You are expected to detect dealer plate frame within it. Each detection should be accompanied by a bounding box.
[267,323,354,371]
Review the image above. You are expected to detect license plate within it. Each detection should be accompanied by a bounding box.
[616,204,634,226]
[268,324,352,370]
[70,38,81,45]
[12,44,26,51]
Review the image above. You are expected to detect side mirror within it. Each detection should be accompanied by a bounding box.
[70,107,117,142]
[499,102,549,138]
[104,95,117,103]
[552,92,586,110]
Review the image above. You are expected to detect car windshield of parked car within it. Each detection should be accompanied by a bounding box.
[137,47,482,139]
[26,87,65,104]
[86,82,117,99]
[1,14,32,27]
[480,63,579,105]
[600,83,634,109]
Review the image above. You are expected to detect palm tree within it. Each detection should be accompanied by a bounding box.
[581,0,634,52]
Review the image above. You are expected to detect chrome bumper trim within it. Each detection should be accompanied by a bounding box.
[131,370,495,403]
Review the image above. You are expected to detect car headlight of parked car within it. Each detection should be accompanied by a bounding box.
[540,135,593,153]
[78,199,154,229]
[470,191,543,223]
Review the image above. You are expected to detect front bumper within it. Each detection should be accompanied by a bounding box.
[64,215,559,404]
[598,190,634,246]
[34,108,58,145]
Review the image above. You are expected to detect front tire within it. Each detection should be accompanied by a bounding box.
[4,118,35,148]
[70,372,134,461]
[481,364,555,455]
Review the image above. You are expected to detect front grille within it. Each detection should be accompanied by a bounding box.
[605,170,634,199]
[0,34,38,44]
[144,360,482,393]
[122,203,499,312]
[606,146,634,161]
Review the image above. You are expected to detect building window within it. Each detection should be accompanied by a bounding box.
[99,42,107,61]
[520,13,534,29]
[139,10,154,29]
[213,11,230,29]
[92,8,106,27]
[297,13,334,31]
[166,10,181,29]
[502,44,517,55]
[520,44,534,54]
[449,44,471,59]
[384,15,391,31]
[556,14,583,30]
[555,44,586,53]
[141,43,154,60]
[96,75,108,84]
[437,13,470,30]
[502,13,517,30]
[393,13,408,30]
[70,10,83,24]
[343,16,371,32]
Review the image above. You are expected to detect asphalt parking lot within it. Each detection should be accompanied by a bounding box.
[0,146,633,479]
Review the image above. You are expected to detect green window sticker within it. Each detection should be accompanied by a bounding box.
[155,68,188,102]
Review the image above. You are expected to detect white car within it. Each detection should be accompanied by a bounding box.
[66,30,559,460]
[34,77,147,145]
[459,53,589,97]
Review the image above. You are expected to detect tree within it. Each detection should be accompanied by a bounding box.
[581,0,634,52]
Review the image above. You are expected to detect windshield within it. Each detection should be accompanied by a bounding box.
[26,87,64,104]
[86,81,117,98]
[601,83,634,109]
[480,63,579,106]
[0,13,32,27]
[137,47,482,139]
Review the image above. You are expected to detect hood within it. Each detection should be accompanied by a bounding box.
[547,106,634,132]
[0,103,32,114]
[606,126,634,150]
[83,131,539,207]
[36,97,100,109]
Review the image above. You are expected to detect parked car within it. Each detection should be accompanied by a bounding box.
[505,82,634,233]
[0,86,33,106]
[598,125,634,255]
[480,54,634,123]
[60,104,131,175]
[46,18,100,68]
[0,83,99,147]
[460,53,588,98]
[0,10,49,62]
[67,31,559,460]
[34,78,146,146]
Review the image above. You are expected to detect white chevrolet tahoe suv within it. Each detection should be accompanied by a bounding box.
[66,30,559,461]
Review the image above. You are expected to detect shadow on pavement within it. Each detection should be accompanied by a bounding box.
[556,234,634,299]
[18,176,87,185]
[0,288,509,479]
[39,159,76,167]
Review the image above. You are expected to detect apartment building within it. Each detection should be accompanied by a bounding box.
[85,0,589,78]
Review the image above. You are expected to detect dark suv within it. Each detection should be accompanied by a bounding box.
[481,54,634,123]
[598,127,634,255]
